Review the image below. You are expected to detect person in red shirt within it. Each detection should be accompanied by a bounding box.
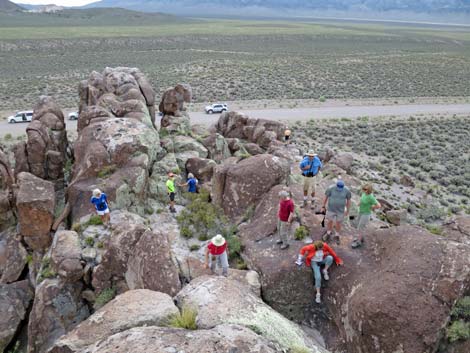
[295,240,343,303]
[278,190,295,249]
[205,234,229,276]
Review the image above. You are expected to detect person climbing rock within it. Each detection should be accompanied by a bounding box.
[179,173,199,193]
[299,150,322,209]
[166,172,177,213]
[205,234,229,276]
[277,190,295,249]
[296,240,343,304]
[90,188,110,226]
[284,128,291,145]
[351,184,381,248]
[321,178,351,245]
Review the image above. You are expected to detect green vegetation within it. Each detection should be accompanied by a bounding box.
[4,133,12,141]
[447,296,470,343]
[294,226,309,240]
[85,236,95,247]
[1,18,468,111]
[451,297,470,319]
[289,346,311,353]
[71,222,82,233]
[425,224,443,236]
[189,244,200,251]
[97,165,117,179]
[86,215,104,226]
[38,257,56,283]
[94,287,117,310]
[168,306,197,330]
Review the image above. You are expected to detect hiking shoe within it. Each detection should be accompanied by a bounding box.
[280,243,290,250]
[276,239,283,244]
[334,235,341,245]
[351,239,363,249]
[300,200,308,208]
[315,293,321,304]
[322,231,332,242]
[170,207,177,213]
[310,200,316,210]
[322,269,329,281]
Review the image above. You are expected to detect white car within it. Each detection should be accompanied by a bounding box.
[8,111,33,123]
[205,103,228,114]
[68,111,79,120]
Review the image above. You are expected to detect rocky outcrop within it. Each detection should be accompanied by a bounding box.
[330,152,354,174]
[442,215,470,245]
[0,229,27,284]
[0,148,15,231]
[185,157,217,183]
[69,67,161,222]
[49,290,179,353]
[13,96,68,181]
[386,209,407,225]
[175,276,328,353]
[50,231,83,282]
[201,133,231,162]
[0,280,33,352]
[28,279,89,353]
[92,212,180,296]
[158,83,191,116]
[16,172,55,250]
[212,154,290,219]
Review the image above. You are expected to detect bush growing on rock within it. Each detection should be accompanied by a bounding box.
[168,306,197,330]
[294,226,309,240]
[94,287,116,310]
[447,320,470,342]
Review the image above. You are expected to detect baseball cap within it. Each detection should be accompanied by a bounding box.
[336,180,345,188]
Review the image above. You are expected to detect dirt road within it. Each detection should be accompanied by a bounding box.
[1,103,469,137]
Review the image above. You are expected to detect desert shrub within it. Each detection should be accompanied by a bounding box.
[85,236,94,247]
[319,96,326,102]
[38,257,56,283]
[451,297,470,320]
[71,223,82,232]
[4,133,12,141]
[96,241,104,249]
[168,306,197,330]
[94,287,116,310]
[181,226,192,238]
[236,258,248,270]
[425,224,443,236]
[226,233,243,261]
[294,226,309,240]
[289,346,310,353]
[97,165,117,179]
[86,215,103,226]
[189,244,200,251]
[447,320,470,342]
[417,204,446,222]
[144,207,154,215]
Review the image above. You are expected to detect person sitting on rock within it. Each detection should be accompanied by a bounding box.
[179,173,198,193]
[90,188,110,226]
[205,234,229,277]
[351,184,381,249]
[277,190,295,249]
[321,178,351,245]
[296,240,343,303]
[299,150,322,209]
[166,172,177,213]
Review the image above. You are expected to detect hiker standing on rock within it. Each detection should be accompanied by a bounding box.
[90,188,110,226]
[299,150,322,209]
[166,172,177,213]
[351,184,381,249]
[321,179,351,245]
[179,173,198,193]
[277,190,295,249]
[296,240,343,303]
[205,234,229,277]
[284,128,291,145]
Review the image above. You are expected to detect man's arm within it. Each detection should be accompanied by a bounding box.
[204,247,209,269]
[345,198,351,215]
[322,196,329,210]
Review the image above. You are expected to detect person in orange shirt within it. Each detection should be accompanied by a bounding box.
[295,240,343,303]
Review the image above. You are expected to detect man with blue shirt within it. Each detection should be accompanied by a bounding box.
[90,188,110,226]
[299,150,322,209]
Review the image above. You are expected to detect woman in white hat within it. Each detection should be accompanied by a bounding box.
[205,234,229,276]
[90,188,110,226]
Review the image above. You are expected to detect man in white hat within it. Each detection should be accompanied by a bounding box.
[299,149,322,209]
[90,188,110,226]
[205,234,229,276]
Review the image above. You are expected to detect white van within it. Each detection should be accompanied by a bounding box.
[8,111,33,123]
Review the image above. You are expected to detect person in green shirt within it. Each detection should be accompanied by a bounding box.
[166,172,176,213]
[351,184,381,248]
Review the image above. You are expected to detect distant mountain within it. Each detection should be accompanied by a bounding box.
[84,0,470,15]
[0,0,24,11]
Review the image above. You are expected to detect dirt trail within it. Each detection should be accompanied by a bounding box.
[1,103,469,137]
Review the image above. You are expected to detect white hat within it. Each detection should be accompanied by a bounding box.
[92,189,101,198]
[211,234,226,247]
[188,173,194,179]
[306,150,317,157]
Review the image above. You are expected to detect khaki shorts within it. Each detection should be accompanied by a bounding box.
[303,175,317,193]
[326,210,345,223]
[357,214,370,230]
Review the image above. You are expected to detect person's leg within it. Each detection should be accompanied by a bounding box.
[310,176,316,209]
[321,255,334,280]
[220,250,229,276]
[276,218,283,244]
[323,211,335,241]
[279,221,288,248]
[334,212,344,244]
[209,255,215,273]
[301,177,309,207]
[353,215,369,248]
[311,262,322,303]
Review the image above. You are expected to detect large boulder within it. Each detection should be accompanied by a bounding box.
[49,290,179,353]
[171,135,208,158]
[16,172,55,250]
[185,157,217,183]
[28,279,89,353]
[0,148,15,231]
[50,231,83,282]
[212,154,290,219]
[330,153,354,174]
[0,229,27,284]
[158,83,191,116]
[0,280,33,352]
[201,133,231,162]
[175,275,328,353]
[442,215,470,245]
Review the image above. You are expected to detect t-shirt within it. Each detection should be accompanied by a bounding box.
[166,179,175,193]
[325,186,352,213]
[278,199,295,222]
[90,193,108,211]
[299,156,322,176]
[359,193,378,215]
[312,250,324,262]
[208,242,227,255]
[188,178,198,193]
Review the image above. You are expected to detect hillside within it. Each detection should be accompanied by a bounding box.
[0,7,189,27]
[0,0,23,11]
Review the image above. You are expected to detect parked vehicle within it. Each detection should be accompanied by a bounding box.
[68,111,79,120]
[204,103,228,114]
[7,111,33,123]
